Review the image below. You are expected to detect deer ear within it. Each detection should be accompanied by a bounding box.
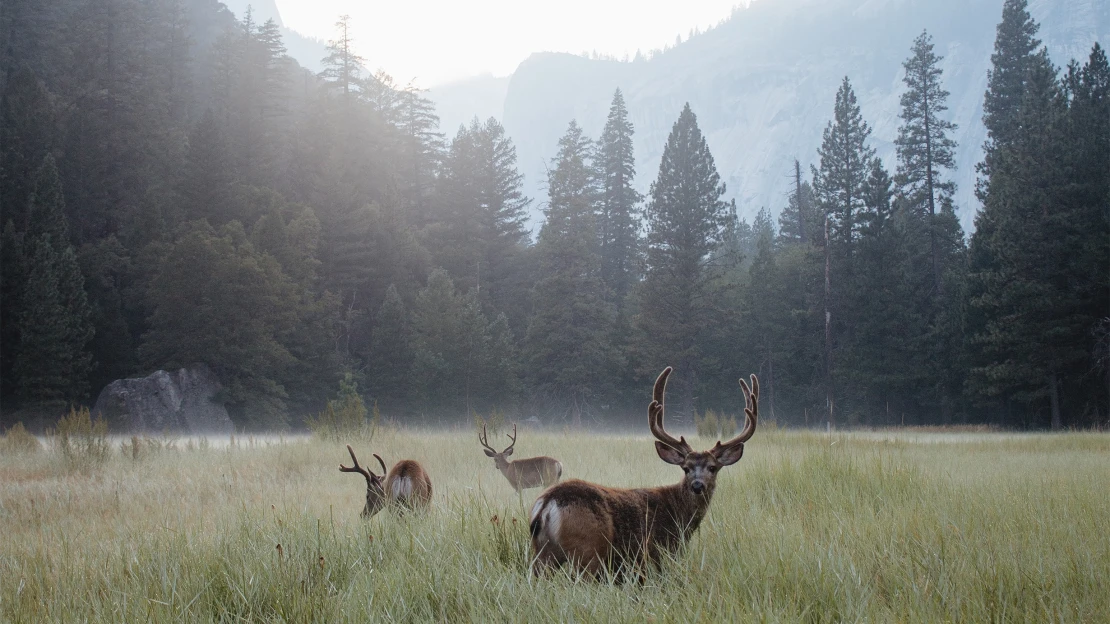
[483,449,496,457]
[712,443,744,466]
[655,441,686,465]
[503,447,514,457]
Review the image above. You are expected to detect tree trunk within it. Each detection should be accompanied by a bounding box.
[824,210,834,430]
[1049,371,1062,431]
[794,159,806,243]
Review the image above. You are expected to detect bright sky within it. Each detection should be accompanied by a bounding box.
[275,0,746,87]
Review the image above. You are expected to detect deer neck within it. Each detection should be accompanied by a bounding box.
[656,481,715,537]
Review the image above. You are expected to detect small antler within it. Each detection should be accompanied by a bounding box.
[503,423,517,454]
[648,367,693,456]
[339,444,378,484]
[712,375,759,455]
[479,424,498,454]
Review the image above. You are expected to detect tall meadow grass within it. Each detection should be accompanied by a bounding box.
[0,427,1107,622]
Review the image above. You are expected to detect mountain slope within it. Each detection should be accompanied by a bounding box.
[435,0,1108,232]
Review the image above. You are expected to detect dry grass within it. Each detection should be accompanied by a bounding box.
[0,427,1107,622]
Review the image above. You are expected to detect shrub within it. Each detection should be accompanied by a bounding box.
[1,422,42,454]
[474,408,506,439]
[306,375,371,442]
[720,412,738,439]
[53,406,111,470]
[122,435,179,461]
[695,408,720,439]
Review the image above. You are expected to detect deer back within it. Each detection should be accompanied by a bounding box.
[502,456,563,491]
[384,459,433,512]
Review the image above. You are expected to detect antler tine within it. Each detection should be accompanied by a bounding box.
[373,453,387,475]
[339,444,373,482]
[720,374,759,447]
[503,423,517,453]
[478,424,497,453]
[647,367,692,455]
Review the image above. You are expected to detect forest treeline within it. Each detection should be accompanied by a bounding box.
[0,0,1106,429]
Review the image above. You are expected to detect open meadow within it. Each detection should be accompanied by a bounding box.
[1,426,1108,622]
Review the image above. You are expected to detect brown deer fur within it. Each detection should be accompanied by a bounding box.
[480,423,563,492]
[339,445,432,518]
[528,367,758,578]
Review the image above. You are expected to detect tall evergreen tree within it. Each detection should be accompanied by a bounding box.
[637,103,738,417]
[367,284,415,403]
[981,0,1042,161]
[812,77,875,266]
[396,83,445,224]
[811,78,876,426]
[968,53,1079,429]
[596,88,643,309]
[430,117,531,329]
[13,236,94,406]
[0,222,27,400]
[179,109,234,225]
[319,15,365,100]
[778,158,818,245]
[410,268,513,415]
[10,158,93,406]
[0,68,57,234]
[896,30,958,294]
[525,121,619,414]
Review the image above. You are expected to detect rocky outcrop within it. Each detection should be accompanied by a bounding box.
[92,365,234,434]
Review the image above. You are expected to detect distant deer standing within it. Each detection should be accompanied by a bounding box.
[339,445,432,518]
[529,367,758,578]
[479,423,562,492]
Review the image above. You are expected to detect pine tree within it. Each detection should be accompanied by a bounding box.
[0,222,27,399]
[0,68,57,234]
[13,235,94,406]
[812,77,876,267]
[896,30,958,294]
[367,284,414,403]
[968,53,1079,429]
[811,78,876,426]
[430,117,531,329]
[981,0,1042,160]
[410,268,508,414]
[596,88,643,310]
[179,109,234,225]
[525,121,620,412]
[843,158,925,422]
[11,160,93,406]
[78,235,136,400]
[319,15,365,99]
[397,83,445,224]
[26,155,69,243]
[637,103,738,417]
[778,159,818,244]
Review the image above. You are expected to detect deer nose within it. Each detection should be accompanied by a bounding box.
[691,480,705,494]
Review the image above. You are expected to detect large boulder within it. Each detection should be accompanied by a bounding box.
[92,365,234,434]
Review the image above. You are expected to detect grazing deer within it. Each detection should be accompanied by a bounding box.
[339,445,432,518]
[529,367,757,578]
[480,423,563,492]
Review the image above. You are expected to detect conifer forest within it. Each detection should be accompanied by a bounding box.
[0,0,1107,432]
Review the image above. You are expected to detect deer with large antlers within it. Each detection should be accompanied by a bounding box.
[529,366,758,578]
[339,445,432,518]
[479,423,563,492]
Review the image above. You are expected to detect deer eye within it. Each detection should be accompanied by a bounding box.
[682,466,691,473]
[708,466,718,474]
